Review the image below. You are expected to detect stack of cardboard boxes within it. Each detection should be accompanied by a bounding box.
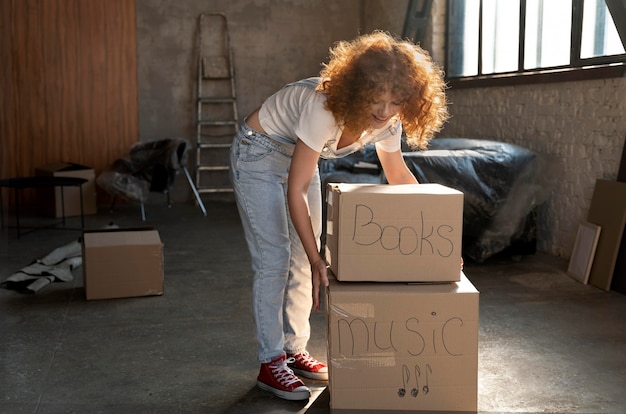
[324,183,479,413]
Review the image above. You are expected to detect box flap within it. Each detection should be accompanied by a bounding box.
[83,225,157,235]
[83,227,161,248]
[328,182,463,196]
[328,272,478,296]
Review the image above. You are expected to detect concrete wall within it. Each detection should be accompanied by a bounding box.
[136,0,409,142]
[135,0,409,200]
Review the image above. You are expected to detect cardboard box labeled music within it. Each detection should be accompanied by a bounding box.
[82,227,164,300]
[325,183,463,282]
[326,272,479,412]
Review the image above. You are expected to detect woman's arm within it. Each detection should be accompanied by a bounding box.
[377,147,418,184]
[287,140,329,311]
[378,146,464,270]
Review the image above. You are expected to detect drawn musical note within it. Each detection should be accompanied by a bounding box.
[423,364,432,394]
[411,365,420,397]
[398,364,410,397]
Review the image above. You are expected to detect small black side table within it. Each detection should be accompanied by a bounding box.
[0,176,87,238]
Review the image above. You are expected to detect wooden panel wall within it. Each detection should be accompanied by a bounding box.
[0,0,138,206]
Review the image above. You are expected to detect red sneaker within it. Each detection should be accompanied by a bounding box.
[257,354,311,400]
[287,351,329,381]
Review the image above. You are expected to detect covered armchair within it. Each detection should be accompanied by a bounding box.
[318,138,556,263]
[97,137,206,220]
[402,138,555,262]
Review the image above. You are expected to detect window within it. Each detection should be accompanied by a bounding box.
[447,0,626,82]
[524,0,573,69]
[581,0,625,58]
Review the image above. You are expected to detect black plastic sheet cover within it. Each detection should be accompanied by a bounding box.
[403,138,556,262]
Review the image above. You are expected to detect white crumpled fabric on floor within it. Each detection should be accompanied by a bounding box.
[1,224,118,294]
[1,239,83,294]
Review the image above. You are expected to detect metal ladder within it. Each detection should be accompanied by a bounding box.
[195,13,238,195]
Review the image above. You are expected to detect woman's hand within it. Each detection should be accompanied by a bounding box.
[377,148,418,184]
[311,259,329,312]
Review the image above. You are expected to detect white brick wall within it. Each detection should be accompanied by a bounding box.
[442,78,626,259]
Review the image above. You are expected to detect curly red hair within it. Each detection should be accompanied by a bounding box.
[317,31,448,150]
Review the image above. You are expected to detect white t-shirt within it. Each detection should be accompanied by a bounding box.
[257,77,402,159]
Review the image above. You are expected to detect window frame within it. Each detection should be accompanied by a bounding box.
[445,0,626,88]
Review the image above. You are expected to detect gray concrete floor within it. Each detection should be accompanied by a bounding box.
[1,200,625,414]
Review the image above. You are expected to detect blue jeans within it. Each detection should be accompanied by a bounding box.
[229,122,322,363]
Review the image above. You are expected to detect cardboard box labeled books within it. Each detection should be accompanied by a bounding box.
[325,183,464,282]
[36,163,97,217]
[326,273,479,412]
[82,227,164,300]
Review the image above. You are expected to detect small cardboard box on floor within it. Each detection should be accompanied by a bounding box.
[326,272,479,413]
[325,183,464,282]
[82,227,164,300]
[35,163,98,218]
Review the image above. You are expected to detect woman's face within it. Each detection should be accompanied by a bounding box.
[368,90,402,129]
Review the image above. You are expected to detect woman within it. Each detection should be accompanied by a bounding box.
[229,31,448,401]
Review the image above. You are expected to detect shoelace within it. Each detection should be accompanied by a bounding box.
[293,352,319,369]
[270,357,301,387]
